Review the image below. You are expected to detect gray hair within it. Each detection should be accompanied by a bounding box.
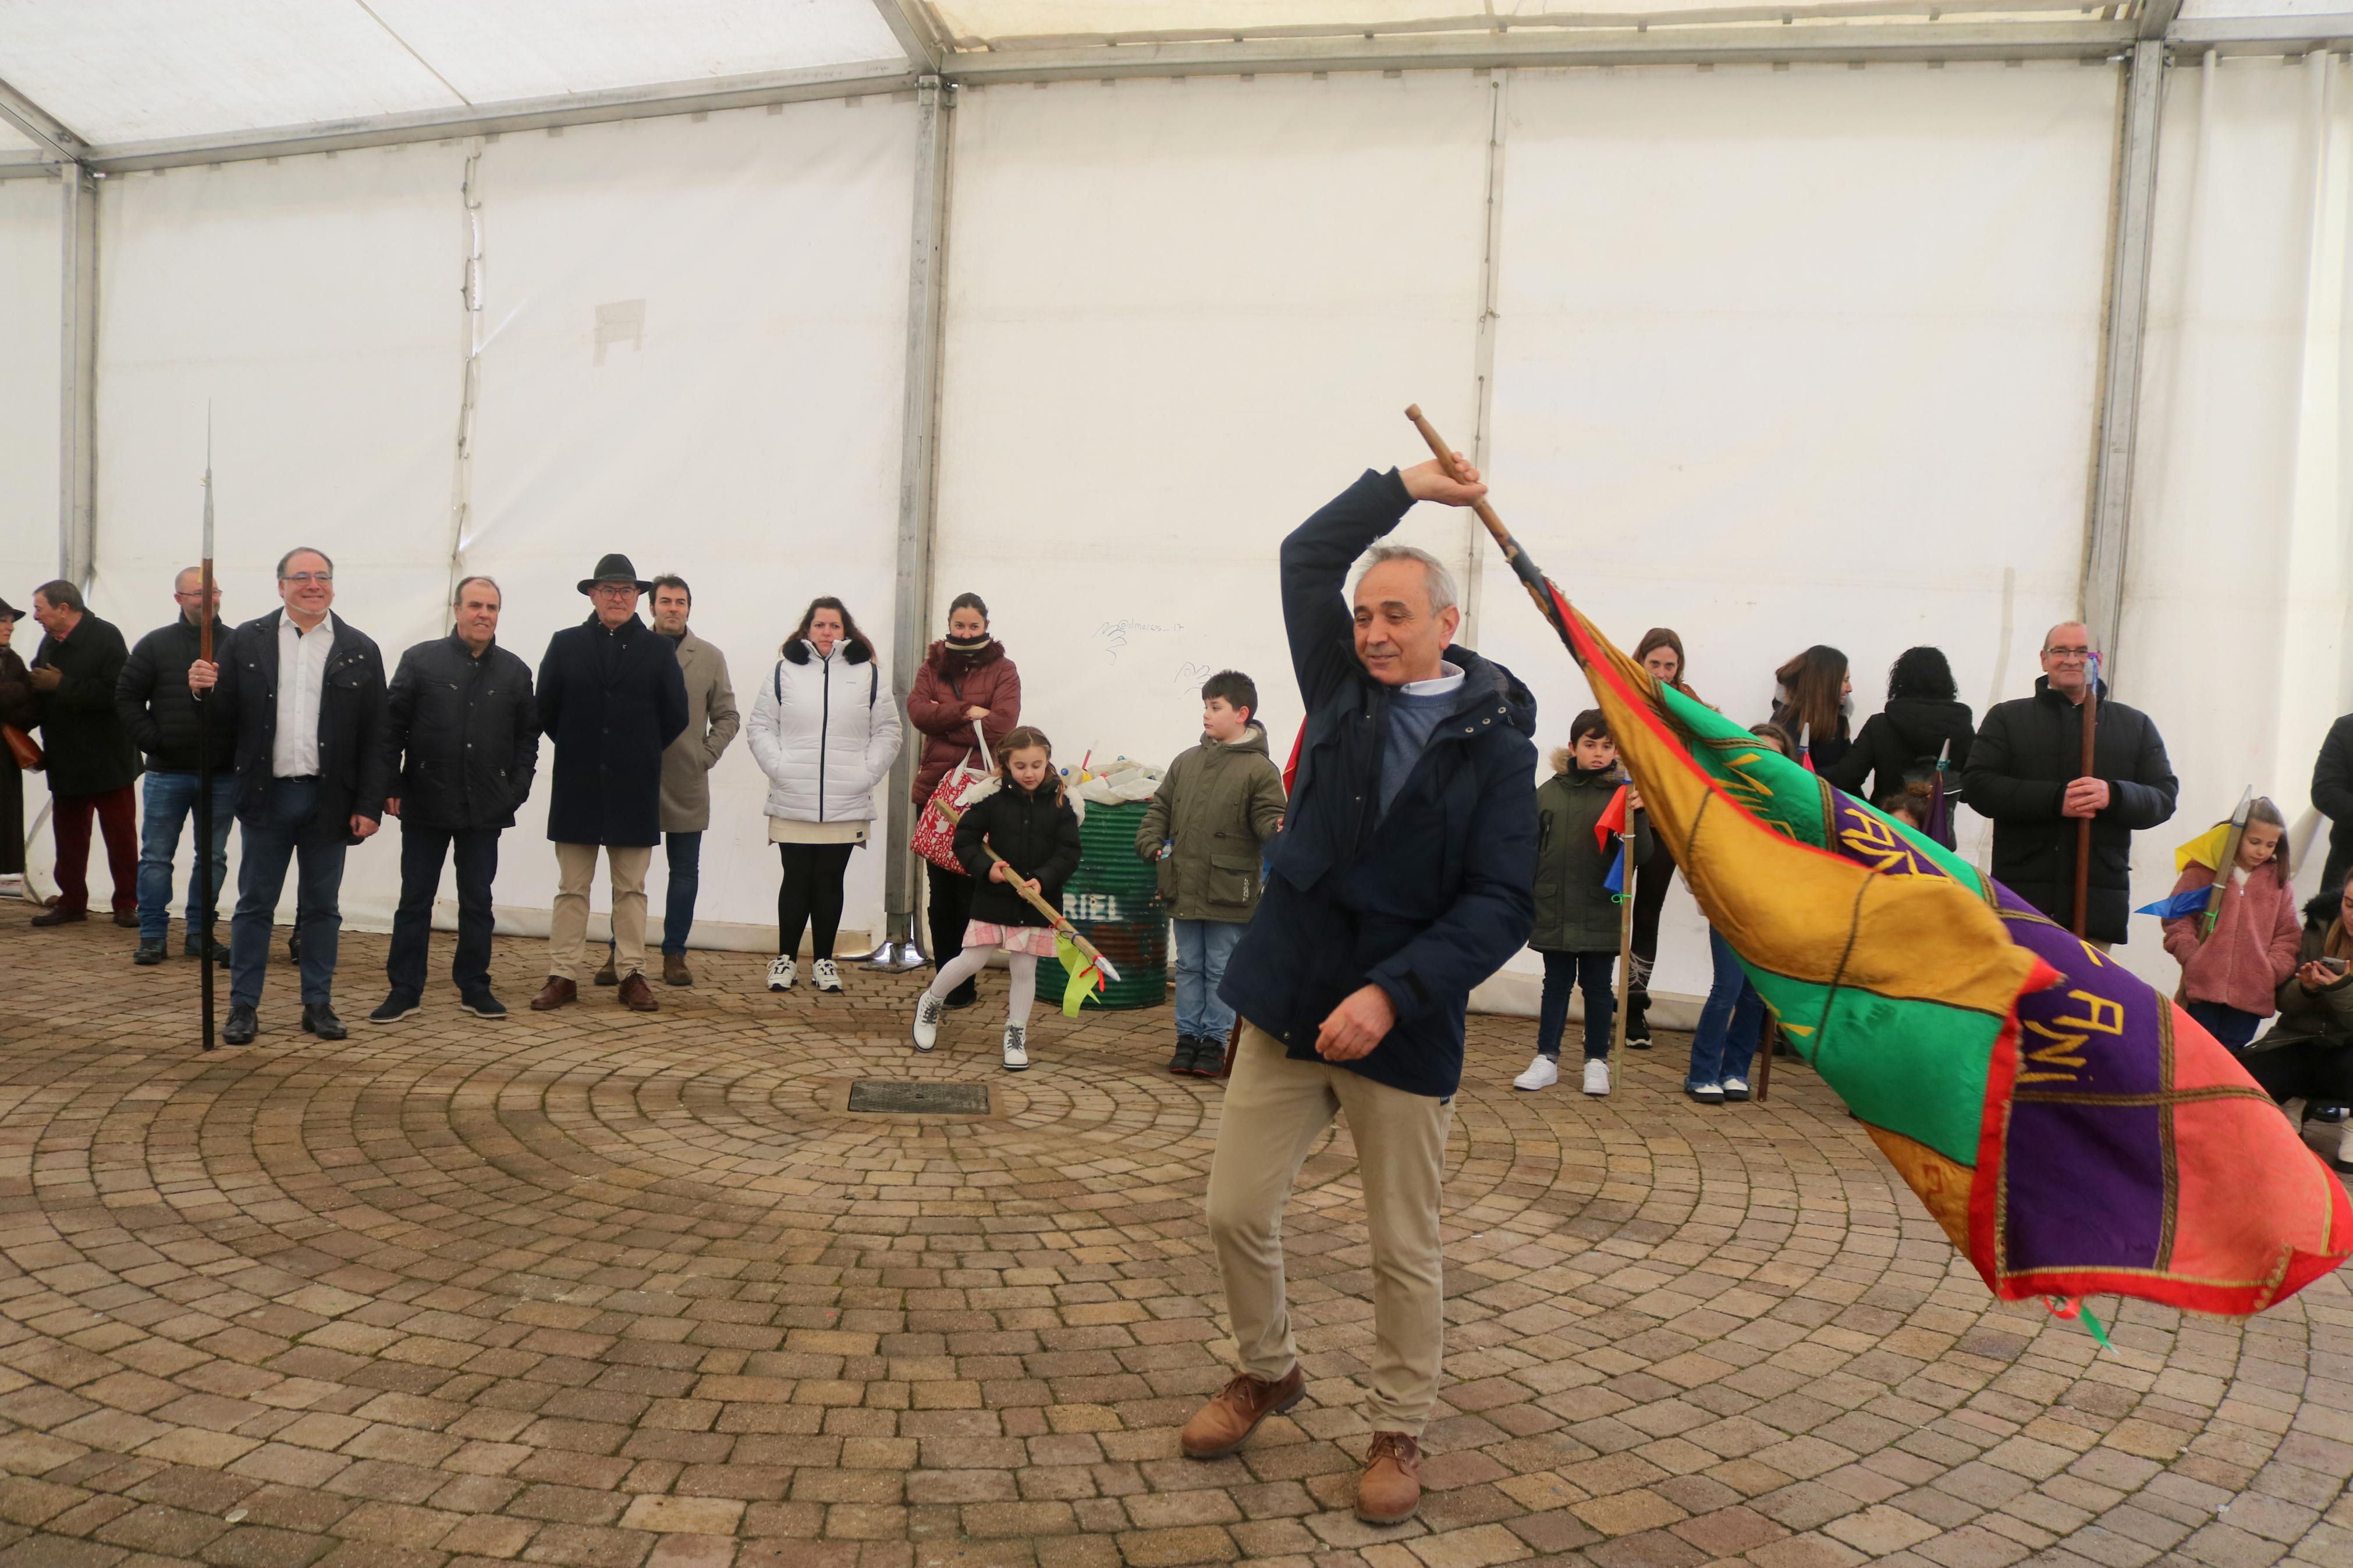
[1356,543,1459,616]
[276,546,335,579]
[452,574,502,607]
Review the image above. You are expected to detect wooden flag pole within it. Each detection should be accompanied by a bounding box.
[938,802,1121,982]
[1753,1015,1774,1103]
[2071,657,2099,940]
[2201,786,2255,940]
[196,416,218,1051]
[1609,809,1639,1076]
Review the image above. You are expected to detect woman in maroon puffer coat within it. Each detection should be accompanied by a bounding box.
[907,593,1021,1007]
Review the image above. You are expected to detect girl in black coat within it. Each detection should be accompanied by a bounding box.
[1827,646,1975,847]
[911,726,1083,1072]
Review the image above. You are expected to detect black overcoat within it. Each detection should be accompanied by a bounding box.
[536,613,688,847]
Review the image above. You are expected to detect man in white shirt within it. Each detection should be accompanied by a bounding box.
[189,547,389,1044]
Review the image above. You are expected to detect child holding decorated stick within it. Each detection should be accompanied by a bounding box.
[2158,796,2300,1053]
[1517,709,1648,1097]
[911,726,1083,1071]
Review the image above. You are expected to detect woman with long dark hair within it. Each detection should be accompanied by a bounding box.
[1770,645,1852,773]
[1825,646,1975,823]
[906,593,1021,1007]
[747,596,902,994]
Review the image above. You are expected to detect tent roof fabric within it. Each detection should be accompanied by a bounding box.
[0,0,907,146]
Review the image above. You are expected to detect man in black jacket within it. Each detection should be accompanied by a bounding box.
[116,567,237,965]
[1179,453,1536,1528]
[370,576,539,1026]
[188,546,389,1044]
[1962,621,2177,947]
[2310,714,2353,899]
[530,554,688,1016]
[27,581,141,929]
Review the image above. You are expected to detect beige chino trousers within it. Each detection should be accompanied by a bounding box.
[1205,1021,1454,1435]
[549,842,653,981]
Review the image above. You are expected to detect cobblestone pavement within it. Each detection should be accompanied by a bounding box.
[2,906,2350,1568]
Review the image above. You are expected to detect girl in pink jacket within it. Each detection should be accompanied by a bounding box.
[2162,797,2301,1053]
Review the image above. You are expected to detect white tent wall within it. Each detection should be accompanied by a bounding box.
[1,175,62,883]
[2120,53,2353,986]
[932,70,1495,783]
[1475,61,2120,1010]
[455,98,918,952]
[91,146,468,922]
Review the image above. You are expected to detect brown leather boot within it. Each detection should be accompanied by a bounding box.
[593,952,618,987]
[529,976,577,1012]
[617,972,659,1012]
[1179,1366,1304,1460]
[663,953,692,987]
[1354,1431,1423,1524]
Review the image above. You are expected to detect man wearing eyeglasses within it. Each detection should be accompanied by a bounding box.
[189,546,391,1044]
[529,554,689,1015]
[115,567,237,966]
[1962,621,2177,950]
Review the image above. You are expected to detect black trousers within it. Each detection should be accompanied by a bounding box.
[0,762,21,876]
[927,865,978,1001]
[388,824,500,997]
[778,842,856,961]
[1626,835,1674,1033]
[2245,1038,2353,1107]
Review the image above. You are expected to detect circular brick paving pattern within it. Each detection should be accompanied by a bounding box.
[1,910,2348,1568]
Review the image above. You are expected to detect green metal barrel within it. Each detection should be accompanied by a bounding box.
[1060,799,1167,1009]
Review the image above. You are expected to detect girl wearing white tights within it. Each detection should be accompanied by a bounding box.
[911,727,1083,1071]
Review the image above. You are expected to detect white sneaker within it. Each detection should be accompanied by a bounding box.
[1582,1059,1611,1097]
[766,957,796,992]
[1512,1055,1559,1091]
[1720,1076,1751,1102]
[1686,1080,1724,1104]
[1002,1024,1028,1071]
[913,992,943,1051]
[812,958,842,993]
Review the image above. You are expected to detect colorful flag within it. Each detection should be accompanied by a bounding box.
[2175,822,2235,874]
[1593,782,1628,851]
[1055,934,1105,1018]
[1555,586,2349,1315]
[2135,887,2212,922]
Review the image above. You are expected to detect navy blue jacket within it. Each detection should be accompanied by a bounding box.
[537,613,689,847]
[1219,468,1538,1098]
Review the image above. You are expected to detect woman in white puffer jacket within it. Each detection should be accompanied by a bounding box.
[746,597,903,994]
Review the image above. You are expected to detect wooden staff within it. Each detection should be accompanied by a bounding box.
[2071,655,2099,939]
[1609,808,1639,1073]
[196,422,218,1052]
[1403,404,1570,645]
[938,802,1122,982]
[1753,1014,1774,1103]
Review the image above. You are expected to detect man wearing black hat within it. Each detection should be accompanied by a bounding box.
[530,554,690,1014]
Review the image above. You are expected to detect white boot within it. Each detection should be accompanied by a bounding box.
[1512,1055,1559,1091]
[912,991,943,1051]
[1002,1023,1029,1071]
[766,956,796,992]
[1582,1058,1611,1097]
[811,958,842,993]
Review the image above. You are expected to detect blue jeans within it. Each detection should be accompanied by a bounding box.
[2185,999,2261,1054]
[229,778,348,1009]
[389,824,501,997]
[1174,918,1246,1039]
[1538,950,1616,1060]
[1688,926,1767,1088]
[137,770,236,941]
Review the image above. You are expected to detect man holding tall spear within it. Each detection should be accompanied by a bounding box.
[1176,451,1535,1527]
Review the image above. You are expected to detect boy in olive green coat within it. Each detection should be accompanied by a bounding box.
[1138,671,1288,1076]
[1517,709,1650,1097]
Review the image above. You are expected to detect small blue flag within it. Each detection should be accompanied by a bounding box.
[1604,843,1626,894]
[2135,886,2209,921]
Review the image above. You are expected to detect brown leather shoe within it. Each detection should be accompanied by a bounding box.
[529,976,577,1012]
[29,907,87,927]
[1179,1365,1304,1460]
[593,952,618,987]
[1355,1431,1423,1524]
[617,973,659,1012]
[663,953,692,987]
[111,909,138,929]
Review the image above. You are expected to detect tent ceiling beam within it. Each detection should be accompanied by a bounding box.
[871,0,946,74]
[0,73,87,164]
[0,13,2347,185]
[0,59,918,182]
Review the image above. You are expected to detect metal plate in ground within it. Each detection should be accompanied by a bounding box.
[846,1080,991,1115]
